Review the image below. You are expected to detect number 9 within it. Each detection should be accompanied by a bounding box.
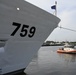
[28,27,36,38]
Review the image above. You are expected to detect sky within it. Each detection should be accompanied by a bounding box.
[26,0,76,42]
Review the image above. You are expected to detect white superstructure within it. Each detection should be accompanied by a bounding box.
[0,0,60,74]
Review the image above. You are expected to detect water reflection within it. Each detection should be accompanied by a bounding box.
[25,46,76,75]
[57,53,76,63]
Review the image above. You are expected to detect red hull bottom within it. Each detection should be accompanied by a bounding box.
[57,49,76,54]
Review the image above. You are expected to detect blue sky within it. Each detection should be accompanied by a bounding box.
[26,0,76,42]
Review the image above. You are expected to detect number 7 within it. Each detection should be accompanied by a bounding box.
[11,22,21,36]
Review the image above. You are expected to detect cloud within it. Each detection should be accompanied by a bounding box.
[59,10,76,29]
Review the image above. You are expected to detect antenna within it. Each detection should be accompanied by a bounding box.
[55,1,57,16]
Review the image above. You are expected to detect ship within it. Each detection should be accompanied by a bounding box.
[0,0,60,75]
[57,43,76,54]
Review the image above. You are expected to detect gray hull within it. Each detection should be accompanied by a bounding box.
[0,0,60,74]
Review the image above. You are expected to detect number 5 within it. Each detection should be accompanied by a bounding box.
[20,25,29,37]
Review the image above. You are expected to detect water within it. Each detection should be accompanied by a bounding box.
[24,46,76,75]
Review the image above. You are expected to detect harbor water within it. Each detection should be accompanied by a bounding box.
[24,46,76,75]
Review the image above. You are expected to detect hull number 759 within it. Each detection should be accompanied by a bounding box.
[11,22,36,38]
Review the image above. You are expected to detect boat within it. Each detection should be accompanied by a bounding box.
[0,0,60,75]
[57,43,76,54]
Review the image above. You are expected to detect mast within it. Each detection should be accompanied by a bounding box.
[55,1,57,16]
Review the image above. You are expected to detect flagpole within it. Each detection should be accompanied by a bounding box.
[51,1,57,16]
[55,1,57,16]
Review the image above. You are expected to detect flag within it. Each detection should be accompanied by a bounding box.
[51,5,56,10]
